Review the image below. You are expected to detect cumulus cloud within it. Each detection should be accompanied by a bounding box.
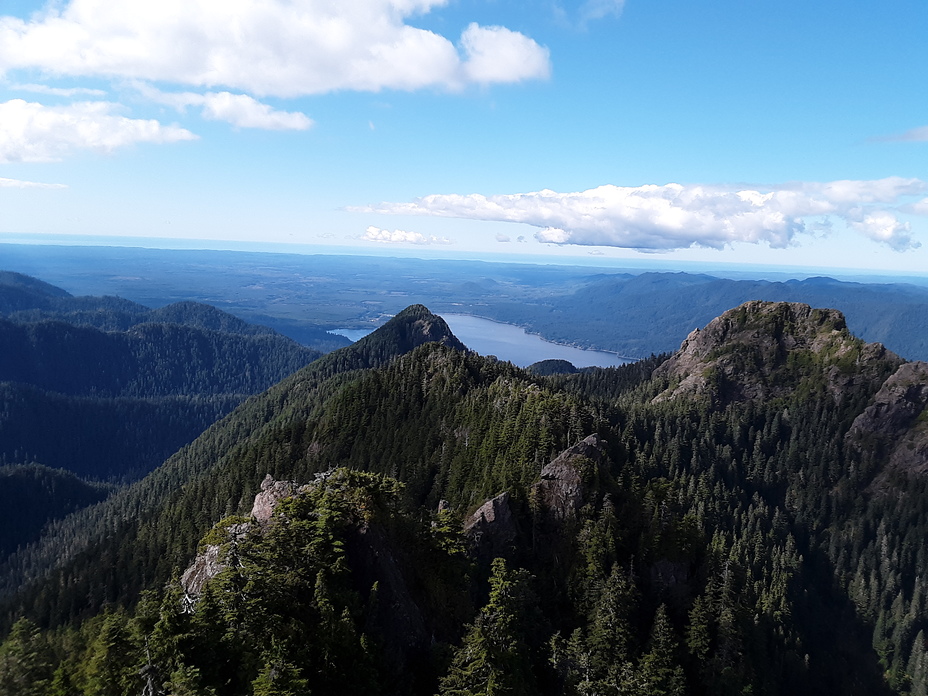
[846,210,916,251]
[460,24,551,84]
[362,225,452,245]
[495,233,511,242]
[138,85,312,130]
[0,176,67,188]
[0,98,196,163]
[360,177,927,252]
[0,0,550,97]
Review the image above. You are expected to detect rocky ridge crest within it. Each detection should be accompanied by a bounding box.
[652,301,900,403]
[847,361,928,484]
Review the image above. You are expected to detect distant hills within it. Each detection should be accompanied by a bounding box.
[0,272,329,560]
[4,244,928,361]
[478,271,928,361]
[4,301,928,694]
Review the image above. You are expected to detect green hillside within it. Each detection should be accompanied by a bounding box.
[3,302,928,696]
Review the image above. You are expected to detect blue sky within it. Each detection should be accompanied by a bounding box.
[1,0,926,273]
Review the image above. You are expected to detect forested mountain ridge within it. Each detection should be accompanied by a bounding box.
[0,318,320,398]
[4,301,928,695]
[0,301,323,482]
[0,268,352,353]
[479,272,928,361]
[0,305,468,617]
[0,272,330,564]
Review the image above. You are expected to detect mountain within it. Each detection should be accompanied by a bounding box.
[0,311,322,481]
[4,301,928,695]
[0,271,71,313]
[477,272,928,361]
[0,270,351,352]
[0,465,109,559]
[0,305,468,618]
[0,273,332,570]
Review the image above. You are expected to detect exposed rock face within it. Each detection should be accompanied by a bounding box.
[180,474,305,604]
[848,362,928,441]
[464,492,518,561]
[463,434,612,564]
[180,544,225,607]
[179,521,251,605]
[383,305,468,354]
[847,361,928,483]
[652,301,900,404]
[533,433,609,520]
[251,474,306,523]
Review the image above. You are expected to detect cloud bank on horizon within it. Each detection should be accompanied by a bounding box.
[0,176,66,188]
[362,178,928,252]
[362,225,452,245]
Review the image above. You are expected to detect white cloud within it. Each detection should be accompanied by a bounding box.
[554,0,624,29]
[0,98,196,163]
[460,24,551,84]
[12,83,106,97]
[362,225,452,245]
[495,233,511,242]
[909,198,928,215]
[201,93,311,130]
[0,1,550,97]
[139,85,312,130]
[0,177,67,188]
[879,125,928,142]
[846,210,916,251]
[578,0,626,24]
[360,177,927,252]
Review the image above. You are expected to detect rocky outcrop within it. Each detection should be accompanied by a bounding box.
[652,301,901,404]
[532,433,609,520]
[847,362,928,484]
[463,434,612,564]
[180,544,226,608]
[180,475,305,604]
[848,362,928,443]
[180,520,251,606]
[251,474,309,523]
[463,492,518,561]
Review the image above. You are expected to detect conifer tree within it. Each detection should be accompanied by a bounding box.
[0,617,53,696]
[637,604,686,696]
[439,558,539,696]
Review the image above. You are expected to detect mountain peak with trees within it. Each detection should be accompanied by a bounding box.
[653,300,902,404]
[3,300,928,695]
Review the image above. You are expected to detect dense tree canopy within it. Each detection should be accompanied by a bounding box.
[2,301,928,695]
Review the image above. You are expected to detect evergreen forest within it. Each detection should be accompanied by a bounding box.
[2,292,928,696]
[0,272,324,561]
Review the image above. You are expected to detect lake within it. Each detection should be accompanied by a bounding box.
[330,314,631,368]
